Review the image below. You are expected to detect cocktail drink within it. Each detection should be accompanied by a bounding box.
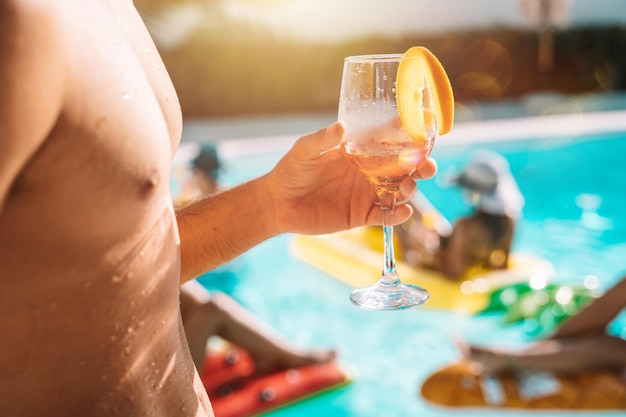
[338,48,454,311]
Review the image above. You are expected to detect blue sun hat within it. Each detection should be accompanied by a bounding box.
[447,151,525,218]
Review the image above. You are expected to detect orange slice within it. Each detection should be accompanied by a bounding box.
[396,46,454,139]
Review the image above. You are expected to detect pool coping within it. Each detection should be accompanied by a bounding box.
[211,109,626,159]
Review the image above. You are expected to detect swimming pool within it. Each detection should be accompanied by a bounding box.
[191,111,626,417]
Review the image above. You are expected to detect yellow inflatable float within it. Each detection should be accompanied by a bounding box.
[420,359,626,410]
[291,227,554,314]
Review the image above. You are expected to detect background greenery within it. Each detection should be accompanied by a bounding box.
[144,7,626,119]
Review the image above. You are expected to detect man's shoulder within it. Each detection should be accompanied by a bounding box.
[1,0,59,25]
[1,1,64,54]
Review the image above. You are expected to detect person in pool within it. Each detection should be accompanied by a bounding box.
[398,150,525,281]
[0,2,437,416]
[457,274,626,376]
[180,281,336,374]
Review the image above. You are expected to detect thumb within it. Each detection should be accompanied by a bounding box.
[298,121,346,157]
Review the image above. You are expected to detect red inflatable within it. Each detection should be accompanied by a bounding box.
[200,347,351,417]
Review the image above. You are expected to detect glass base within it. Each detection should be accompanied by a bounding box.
[350,282,429,311]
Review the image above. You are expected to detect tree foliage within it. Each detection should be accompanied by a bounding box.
[154,22,626,118]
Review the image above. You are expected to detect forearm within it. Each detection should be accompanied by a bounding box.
[551,275,626,339]
[175,176,278,282]
[508,335,626,373]
[174,122,437,283]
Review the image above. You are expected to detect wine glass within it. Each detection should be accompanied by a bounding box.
[338,54,436,311]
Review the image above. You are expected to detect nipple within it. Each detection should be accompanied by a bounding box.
[139,170,160,197]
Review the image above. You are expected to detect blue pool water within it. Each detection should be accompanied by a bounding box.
[194,124,626,417]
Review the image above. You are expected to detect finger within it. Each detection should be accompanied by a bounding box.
[367,203,413,226]
[397,177,417,204]
[394,203,414,224]
[412,157,438,180]
[296,121,346,157]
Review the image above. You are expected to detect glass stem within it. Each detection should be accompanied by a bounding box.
[378,190,400,287]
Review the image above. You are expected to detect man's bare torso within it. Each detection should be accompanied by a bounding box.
[0,1,211,415]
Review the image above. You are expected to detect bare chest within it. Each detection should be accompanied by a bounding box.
[3,1,183,252]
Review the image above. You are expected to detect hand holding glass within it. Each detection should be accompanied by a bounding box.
[338,54,436,311]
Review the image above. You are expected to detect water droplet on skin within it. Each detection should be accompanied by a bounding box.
[112,275,122,283]
[155,63,161,69]
[122,93,131,100]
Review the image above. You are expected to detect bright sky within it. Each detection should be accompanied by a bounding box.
[221,0,626,42]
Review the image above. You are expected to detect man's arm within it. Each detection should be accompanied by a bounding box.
[176,122,437,282]
[176,176,276,282]
[0,2,65,211]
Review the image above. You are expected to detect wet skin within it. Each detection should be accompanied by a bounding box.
[0,2,438,415]
[0,1,211,415]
